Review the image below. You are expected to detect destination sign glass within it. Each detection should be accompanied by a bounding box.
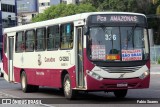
[88,14,147,26]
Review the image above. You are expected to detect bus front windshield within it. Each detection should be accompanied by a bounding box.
[87,26,149,62]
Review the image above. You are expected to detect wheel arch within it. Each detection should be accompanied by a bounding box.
[20,69,25,77]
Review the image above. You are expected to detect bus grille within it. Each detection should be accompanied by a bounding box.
[100,66,142,73]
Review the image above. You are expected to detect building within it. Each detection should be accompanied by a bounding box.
[38,0,50,13]
[51,0,61,5]
[17,0,60,25]
[0,0,17,46]
[61,0,83,4]
[17,0,38,25]
[17,0,83,25]
[38,0,60,13]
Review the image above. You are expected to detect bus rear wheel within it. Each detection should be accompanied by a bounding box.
[21,71,39,93]
[114,89,128,98]
[63,74,77,99]
[21,71,31,93]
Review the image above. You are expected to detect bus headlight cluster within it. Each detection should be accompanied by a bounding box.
[139,70,149,79]
[87,71,103,81]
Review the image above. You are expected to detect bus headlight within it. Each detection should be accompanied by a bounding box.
[139,70,149,79]
[87,71,103,81]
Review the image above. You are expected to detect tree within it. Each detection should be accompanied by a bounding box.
[82,0,104,9]
[149,0,160,45]
[32,3,97,22]
[134,0,157,14]
[99,0,136,12]
[154,0,160,14]
[83,0,137,12]
[82,0,159,14]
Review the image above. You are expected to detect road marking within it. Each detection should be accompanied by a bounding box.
[0,91,19,98]
[41,104,55,107]
[0,91,55,107]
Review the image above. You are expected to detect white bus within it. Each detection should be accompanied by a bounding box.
[2,12,150,99]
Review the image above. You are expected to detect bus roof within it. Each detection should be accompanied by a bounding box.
[3,12,146,33]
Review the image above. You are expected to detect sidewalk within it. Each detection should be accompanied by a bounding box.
[151,64,160,67]
[151,64,160,74]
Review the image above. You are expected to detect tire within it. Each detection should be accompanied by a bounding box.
[114,89,128,98]
[63,74,77,99]
[21,71,32,93]
[59,88,64,92]
[0,72,3,77]
[31,85,39,92]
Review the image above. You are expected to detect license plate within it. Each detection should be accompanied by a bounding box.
[117,83,128,87]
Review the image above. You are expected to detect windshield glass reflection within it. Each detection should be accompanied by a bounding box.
[88,27,149,61]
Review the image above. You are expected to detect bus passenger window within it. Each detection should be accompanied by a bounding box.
[16,32,24,52]
[36,28,46,51]
[60,23,74,49]
[47,25,60,50]
[25,30,35,52]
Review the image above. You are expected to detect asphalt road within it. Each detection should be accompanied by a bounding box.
[0,65,159,107]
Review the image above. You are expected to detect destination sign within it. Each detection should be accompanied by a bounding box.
[88,14,146,25]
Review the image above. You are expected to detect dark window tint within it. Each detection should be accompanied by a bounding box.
[1,4,15,13]
[36,28,46,51]
[16,32,25,52]
[25,30,35,52]
[47,25,60,50]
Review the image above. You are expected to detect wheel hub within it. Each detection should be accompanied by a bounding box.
[64,79,70,96]
[22,76,26,89]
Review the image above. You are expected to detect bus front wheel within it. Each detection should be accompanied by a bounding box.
[114,89,127,98]
[63,74,77,99]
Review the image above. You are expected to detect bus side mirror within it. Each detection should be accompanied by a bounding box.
[84,26,89,35]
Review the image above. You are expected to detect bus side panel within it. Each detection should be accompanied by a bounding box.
[14,67,52,86]
[31,66,76,88]
[49,66,76,88]
[3,54,8,75]
[13,67,21,82]
[14,67,36,84]
[50,69,61,87]
[35,69,60,87]
[46,66,76,88]
[13,66,76,88]
[27,69,35,85]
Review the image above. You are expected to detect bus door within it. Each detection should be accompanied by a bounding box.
[8,36,14,82]
[76,27,84,88]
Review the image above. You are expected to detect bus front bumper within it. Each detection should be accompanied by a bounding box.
[86,75,150,91]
